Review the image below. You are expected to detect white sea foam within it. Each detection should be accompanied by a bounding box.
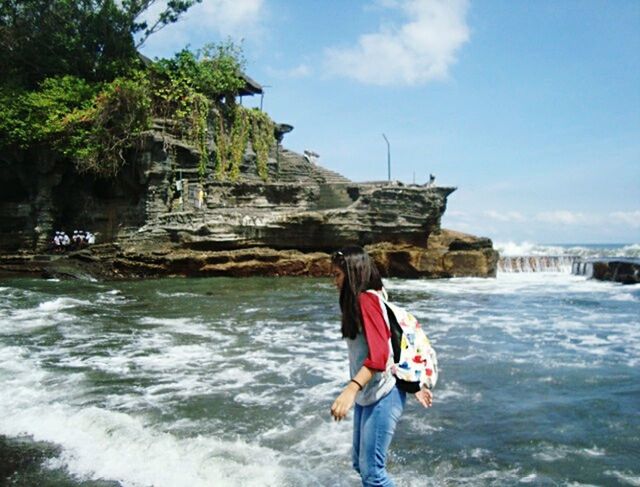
[582,447,606,457]
[0,349,287,487]
[605,470,640,486]
[533,443,609,464]
[95,289,129,305]
[610,292,639,302]
[0,302,78,334]
[6,405,287,487]
[435,381,480,403]
[520,473,538,483]
[156,291,202,298]
[495,241,640,258]
[0,272,637,486]
[38,297,92,311]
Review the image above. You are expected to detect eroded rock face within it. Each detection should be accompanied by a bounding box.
[0,131,497,279]
[0,229,497,280]
[369,230,499,278]
[1,134,453,252]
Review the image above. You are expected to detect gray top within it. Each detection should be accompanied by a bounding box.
[346,331,396,407]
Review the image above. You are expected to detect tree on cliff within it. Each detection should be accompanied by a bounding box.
[0,0,201,88]
[0,1,276,181]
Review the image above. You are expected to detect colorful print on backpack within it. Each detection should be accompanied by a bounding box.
[368,290,439,393]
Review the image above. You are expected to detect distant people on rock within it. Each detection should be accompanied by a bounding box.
[51,230,70,252]
[60,231,70,248]
[72,230,83,248]
[50,232,61,252]
[78,230,95,247]
[425,174,436,188]
[195,188,205,209]
[50,230,95,252]
[303,150,319,164]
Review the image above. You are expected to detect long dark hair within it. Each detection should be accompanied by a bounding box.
[331,245,383,339]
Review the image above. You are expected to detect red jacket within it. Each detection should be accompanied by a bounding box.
[358,291,391,371]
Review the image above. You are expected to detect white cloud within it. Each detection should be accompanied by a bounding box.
[324,0,470,86]
[287,63,312,77]
[138,0,265,57]
[610,210,640,228]
[484,210,526,222]
[446,209,468,218]
[266,63,312,79]
[535,211,590,225]
[197,0,264,32]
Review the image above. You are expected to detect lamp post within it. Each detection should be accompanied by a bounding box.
[382,133,390,182]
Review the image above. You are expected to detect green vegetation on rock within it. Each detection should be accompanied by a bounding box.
[0,1,276,181]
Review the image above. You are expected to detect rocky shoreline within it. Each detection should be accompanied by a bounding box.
[0,229,498,281]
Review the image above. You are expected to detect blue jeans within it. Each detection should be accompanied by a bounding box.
[352,386,406,487]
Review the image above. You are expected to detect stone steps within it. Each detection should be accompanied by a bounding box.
[275,149,351,184]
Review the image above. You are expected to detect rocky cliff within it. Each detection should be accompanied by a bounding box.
[0,123,498,280]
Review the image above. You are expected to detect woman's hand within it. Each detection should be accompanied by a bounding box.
[330,383,359,421]
[414,387,433,408]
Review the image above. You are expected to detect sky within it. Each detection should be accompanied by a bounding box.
[139,0,640,244]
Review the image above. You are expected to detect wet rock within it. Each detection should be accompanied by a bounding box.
[0,435,122,486]
[368,229,499,279]
[1,229,497,280]
[592,260,640,284]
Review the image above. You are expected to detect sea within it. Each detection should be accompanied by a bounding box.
[1,243,639,486]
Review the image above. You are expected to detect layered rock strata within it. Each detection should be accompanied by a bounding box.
[0,127,498,279]
[0,229,498,280]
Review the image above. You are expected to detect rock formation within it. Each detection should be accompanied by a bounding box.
[572,259,640,284]
[0,123,498,280]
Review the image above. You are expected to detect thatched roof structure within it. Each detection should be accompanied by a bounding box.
[138,52,263,97]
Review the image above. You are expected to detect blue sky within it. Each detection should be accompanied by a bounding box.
[139,0,640,244]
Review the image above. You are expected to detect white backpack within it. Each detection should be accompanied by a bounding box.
[368,290,439,393]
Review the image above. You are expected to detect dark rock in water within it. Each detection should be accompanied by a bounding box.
[592,260,640,284]
[0,435,122,486]
[0,435,58,483]
[572,258,640,284]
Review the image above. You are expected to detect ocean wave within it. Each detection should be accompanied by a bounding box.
[38,297,92,311]
[0,349,287,487]
[5,405,286,487]
[495,241,640,258]
[605,470,640,486]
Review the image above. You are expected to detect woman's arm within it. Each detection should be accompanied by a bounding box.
[330,369,433,419]
[330,365,374,421]
[331,293,389,421]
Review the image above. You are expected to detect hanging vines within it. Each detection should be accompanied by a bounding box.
[249,108,275,181]
[0,40,276,181]
[213,106,275,182]
[151,44,276,182]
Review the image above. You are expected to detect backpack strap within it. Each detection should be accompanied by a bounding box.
[365,289,402,364]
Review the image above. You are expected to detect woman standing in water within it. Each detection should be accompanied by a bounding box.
[330,245,432,487]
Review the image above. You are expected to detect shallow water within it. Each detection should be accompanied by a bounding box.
[0,273,639,486]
